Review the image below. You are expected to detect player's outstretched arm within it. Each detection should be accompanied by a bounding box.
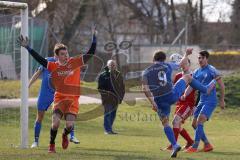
[17,35,48,68]
[83,27,97,64]
[28,69,42,88]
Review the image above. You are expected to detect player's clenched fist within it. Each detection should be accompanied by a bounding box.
[186,48,193,56]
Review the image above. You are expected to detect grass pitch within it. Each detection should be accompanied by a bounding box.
[0,101,240,160]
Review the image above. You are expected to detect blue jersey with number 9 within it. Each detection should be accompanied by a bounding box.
[142,62,179,97]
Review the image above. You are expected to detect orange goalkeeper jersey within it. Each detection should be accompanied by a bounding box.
[47,56,84,98]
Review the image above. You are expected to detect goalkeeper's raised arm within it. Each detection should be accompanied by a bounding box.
[17,35,48,68]
[18,26,97,67]
[83,26,97,64]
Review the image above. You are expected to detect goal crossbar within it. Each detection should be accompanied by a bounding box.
[0,1,27,9]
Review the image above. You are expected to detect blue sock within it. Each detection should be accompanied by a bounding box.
[193,124,204,148]
[70,126,74,139]
[201,129,209,144]
[34,121,41,143]
[164,126,176,146]
[192,141,200,149]
[190,79,207,93]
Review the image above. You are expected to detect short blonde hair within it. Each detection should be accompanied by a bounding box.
[54,43,67,55]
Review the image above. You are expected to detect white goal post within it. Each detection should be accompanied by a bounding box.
[0,1,29,148]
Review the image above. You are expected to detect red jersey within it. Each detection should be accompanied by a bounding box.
[174,72,195,107]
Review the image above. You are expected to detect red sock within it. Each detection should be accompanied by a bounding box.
[173,128,180,141]
[180,128,193,144]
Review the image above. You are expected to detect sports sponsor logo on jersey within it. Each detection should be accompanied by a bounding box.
[57,70,73,76]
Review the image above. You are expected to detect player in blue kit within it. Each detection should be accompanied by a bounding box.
[29,57,80,148]
[142,49,217,158]
[185,50,225,153]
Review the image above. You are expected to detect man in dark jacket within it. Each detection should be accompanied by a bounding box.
[98,60,125,134]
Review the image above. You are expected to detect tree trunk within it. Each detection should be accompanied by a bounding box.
[187,0,198,44]
[199,0,203,43]
[170,0,178,37]
[62,0,88,45]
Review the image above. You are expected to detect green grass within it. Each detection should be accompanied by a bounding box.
[0,80,98,98]
[2,72,240,108]
[0,78,142,99]
[0,101,240,160]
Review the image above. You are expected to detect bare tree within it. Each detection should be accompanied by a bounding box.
[99,0,117,42]
[32,0,94,54]
[170,0,178,37]
[120,0,169,44]
[231,0,240,43]
[61,0,88,45]
[198,0,203,42]
[186,0,199,44]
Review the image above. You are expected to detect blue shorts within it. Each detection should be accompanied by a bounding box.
[154,79,186,119]
[37,92,54,111]
[193,102,217,120]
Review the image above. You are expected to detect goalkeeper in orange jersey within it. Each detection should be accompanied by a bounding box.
[18,26,97,153]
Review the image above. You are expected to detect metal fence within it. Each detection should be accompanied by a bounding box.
[0,15,48,80]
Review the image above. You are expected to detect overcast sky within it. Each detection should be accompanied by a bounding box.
[175,0,234,22]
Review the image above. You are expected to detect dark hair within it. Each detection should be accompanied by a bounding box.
[54,43,67,55]
[199,50,209,59]
[153,51,166,62]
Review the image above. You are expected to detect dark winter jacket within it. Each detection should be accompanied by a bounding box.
[98,66,125,106]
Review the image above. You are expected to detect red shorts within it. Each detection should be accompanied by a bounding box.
[53,95,79,115]
[175,103,195,121]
